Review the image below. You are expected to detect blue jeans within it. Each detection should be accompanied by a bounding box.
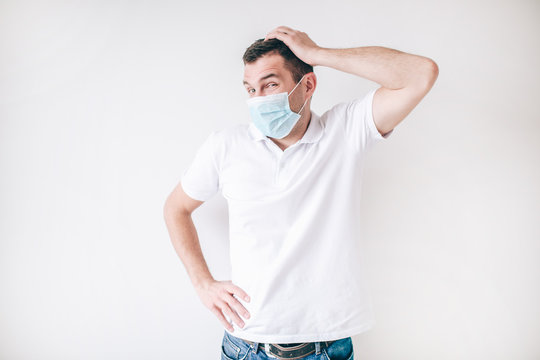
[221,330,354,360]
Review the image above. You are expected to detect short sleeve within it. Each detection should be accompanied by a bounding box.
[343,88,393,152]
[180,131,220,202]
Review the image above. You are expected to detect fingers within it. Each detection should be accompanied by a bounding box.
[265,25,297,41]
[211,281,251,332]
[219,300,245,330]
[226,282,251,303]
[211,305,235,332]
[265,31,287,42]
[273,25,296,34]
[229,295,251,320]
[223,284,251,320]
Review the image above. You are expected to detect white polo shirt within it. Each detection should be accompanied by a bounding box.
[181,88,393,343]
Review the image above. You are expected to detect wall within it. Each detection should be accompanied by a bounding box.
[1,0,539,359]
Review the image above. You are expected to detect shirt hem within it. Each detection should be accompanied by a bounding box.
[225,320,376,343]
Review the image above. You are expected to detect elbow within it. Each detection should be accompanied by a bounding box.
[423,58,439,90]
[163,195,180,220]
[163,198,174,220]
[411,58,439,93]
[163,195,192,220]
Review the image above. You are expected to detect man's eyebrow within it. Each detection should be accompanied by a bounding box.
[243,73,280,86]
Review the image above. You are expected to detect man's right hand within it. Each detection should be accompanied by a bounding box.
[194,279,251,332]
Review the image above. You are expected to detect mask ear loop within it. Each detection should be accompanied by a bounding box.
[297,95,310,115]
[287,74,307,98]
[288,74,310,115]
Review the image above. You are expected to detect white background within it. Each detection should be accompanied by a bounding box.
[1,0,539,359]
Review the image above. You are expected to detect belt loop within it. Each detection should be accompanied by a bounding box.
[315,341,321,355]
[251,342,259,354]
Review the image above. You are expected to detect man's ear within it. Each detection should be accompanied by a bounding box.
[305,72,317,97]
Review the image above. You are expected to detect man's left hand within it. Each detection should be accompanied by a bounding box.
[264,26,322,66]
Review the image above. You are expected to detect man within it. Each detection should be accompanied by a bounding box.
[163,26,438,360]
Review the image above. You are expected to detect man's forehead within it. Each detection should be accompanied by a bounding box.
[243,54,290,84]
[242,71,283,85]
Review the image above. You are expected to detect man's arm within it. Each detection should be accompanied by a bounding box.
[265,26,439,136]
[314,46,438,136]
[163,181,251,332]
[163,182,213,289]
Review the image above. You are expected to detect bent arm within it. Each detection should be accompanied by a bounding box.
[163,181,214,289]
[264,27,439,136]
[313,46,439,135]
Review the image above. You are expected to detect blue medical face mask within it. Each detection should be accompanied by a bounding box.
[246,74,309,139]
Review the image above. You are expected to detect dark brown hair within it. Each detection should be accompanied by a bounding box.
[242,38,313,83]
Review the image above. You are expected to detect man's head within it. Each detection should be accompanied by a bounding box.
[242,38,317,142]
[242,38,316,112]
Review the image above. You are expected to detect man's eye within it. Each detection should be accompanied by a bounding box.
[267,83,277,88]
[248,88,255,93]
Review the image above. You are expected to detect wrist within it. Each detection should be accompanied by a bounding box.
[193,276,214,291]
[310,46,331,67]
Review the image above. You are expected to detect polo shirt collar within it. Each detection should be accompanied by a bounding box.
[248,111,323,144]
